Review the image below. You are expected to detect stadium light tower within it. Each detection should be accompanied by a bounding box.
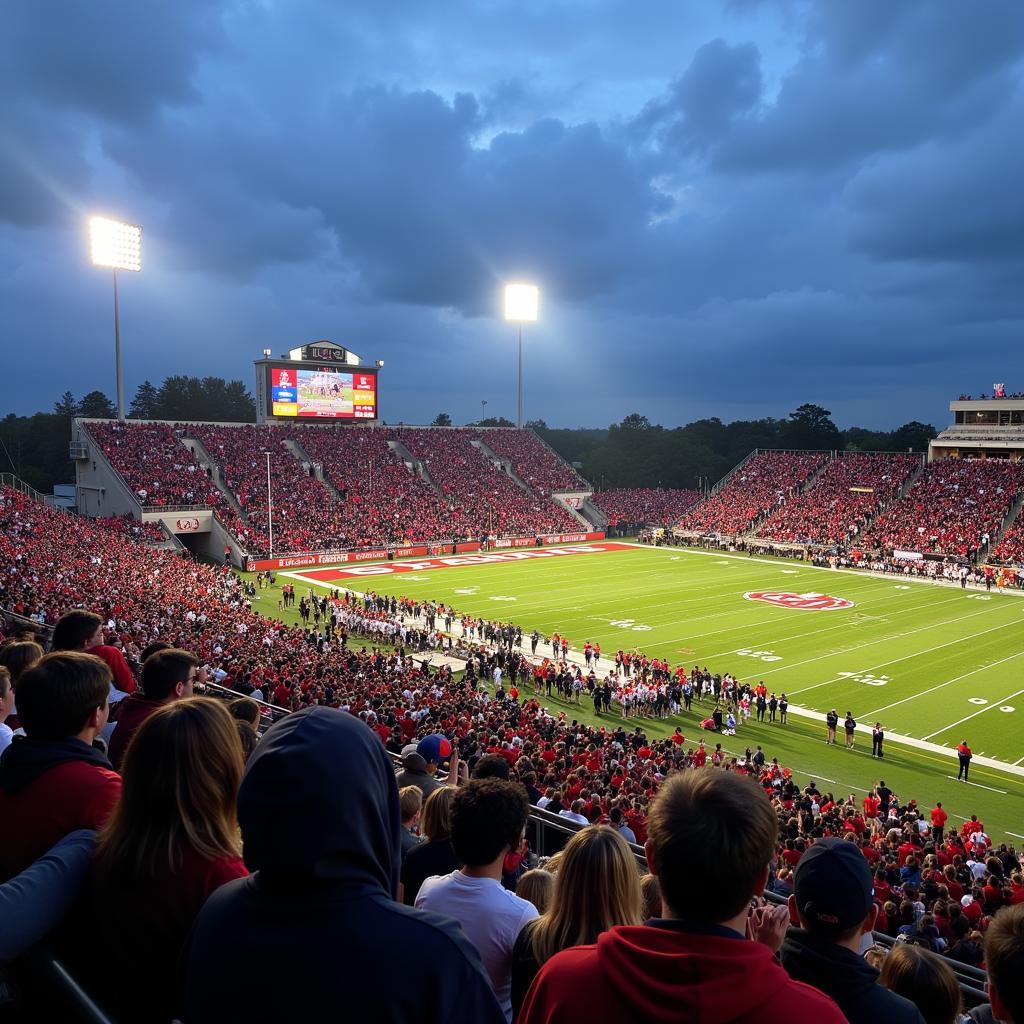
[264,450,274,558]
[504,283,539,428]
[89,217,142,422]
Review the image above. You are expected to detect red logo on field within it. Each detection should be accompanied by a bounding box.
[744,591,854,611]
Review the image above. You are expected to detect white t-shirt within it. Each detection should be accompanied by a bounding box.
[416,871,537,1021]
[0,722,12,757]
[559,810,589,826]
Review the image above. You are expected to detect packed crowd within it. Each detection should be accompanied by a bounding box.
[676,451,828,536]
[86,421,222,508]
[861,459,1024,559]
[92,514,167,544]
[188,424,354,556]
[400,428,582,536]
[755,453,920,546]
[477,429,588,496]
[992,520,1024,568]
[291,424,459,547]
[3,485,1024,1022]
[591,488,701,527]
[87,422,590,556]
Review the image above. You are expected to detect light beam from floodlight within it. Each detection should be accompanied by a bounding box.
[504,283,539,428]
[90,217,142,422]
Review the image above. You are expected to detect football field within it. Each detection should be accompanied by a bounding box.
[264,541,1024,839]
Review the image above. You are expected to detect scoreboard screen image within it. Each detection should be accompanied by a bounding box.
[269,365,377,420]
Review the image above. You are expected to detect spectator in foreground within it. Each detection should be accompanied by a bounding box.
[400,785,462,905]
[89,698,247,1022]
[184,707,503,1024]
[985,904,1024,1024]
[0,653,120,883]
[50,609,136,699]
[519,771,845,1024]
[395,733,455,796]
[0,667,14,757]
[879,943,963,1024]
[416,778,538,1022]
[516,869,554,915]
[511,825,643,1020]
[227,696,261,762]
[399,785,424,857]
[106,648,200,771]
[781,838,925,1024]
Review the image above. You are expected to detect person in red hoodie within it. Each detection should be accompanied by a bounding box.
[50,609,137,699]
[519,771,845,1024]
[107,648,200,771]
[0,652,121,883]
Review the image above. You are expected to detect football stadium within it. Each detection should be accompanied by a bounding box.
[5,6,1024,1024]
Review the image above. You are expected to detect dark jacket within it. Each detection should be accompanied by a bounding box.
[395,752,444,797]
[183,707,503,1024]
[780,928,926,1024]
[107,693,165,771]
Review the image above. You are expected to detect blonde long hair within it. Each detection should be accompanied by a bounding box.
[95,697,244,880]
[528,825,643,965]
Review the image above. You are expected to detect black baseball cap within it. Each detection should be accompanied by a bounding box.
[794,838,874,931]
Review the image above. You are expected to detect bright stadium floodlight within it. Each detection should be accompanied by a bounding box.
[504,283,539,428]
[90,216,143,422]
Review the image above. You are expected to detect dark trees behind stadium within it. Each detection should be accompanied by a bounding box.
[0,377,256,492]
[2,388,934,494]
[533,408,937,491]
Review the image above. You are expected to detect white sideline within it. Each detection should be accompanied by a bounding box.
[276,546,1024,783]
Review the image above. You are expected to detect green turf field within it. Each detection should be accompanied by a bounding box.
[248,541,1024,839]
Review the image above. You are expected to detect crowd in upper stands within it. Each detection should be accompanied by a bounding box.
[399,428,582,536]
[591,488,701,527]
[861,459,1024,559]
[3,484,1024,1023]
[88,422,222,508]
[676,451,827,536]
[993,521,1024,568]
[756,453,920,546]
[292,424,461,547]
[477,429,588,496]
[86,422,585,556]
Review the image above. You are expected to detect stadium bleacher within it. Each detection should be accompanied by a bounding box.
[675,450,828,536]
[591,487,701,527]
[861,458,1024,558]
[755,453,920,546]
[0,480,1011,1022]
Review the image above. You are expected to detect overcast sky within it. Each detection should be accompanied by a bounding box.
[2,1,1023,429]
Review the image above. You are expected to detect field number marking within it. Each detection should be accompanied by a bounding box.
[968,698,988,705]
[837,671,890,686]
[735,648,783,663]
[607,618,653,632]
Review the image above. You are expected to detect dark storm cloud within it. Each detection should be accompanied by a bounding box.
[1,0,1023,430]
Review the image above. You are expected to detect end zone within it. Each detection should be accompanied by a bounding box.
[291,541,635,582]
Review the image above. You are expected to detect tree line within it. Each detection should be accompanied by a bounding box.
[433,404,937,491]
[0,377,255,492]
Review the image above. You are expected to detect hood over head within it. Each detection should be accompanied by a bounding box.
[0,736,112,795]
[596,924,795,1023]
[238,706,401,896]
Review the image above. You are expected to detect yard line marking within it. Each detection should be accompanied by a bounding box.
[944,776,1008,795]
[859,651,1024,719]
[626,541,1024,600]
[923,685,1024,741]
[1008,832,1024,839]
[769,610,1019,691]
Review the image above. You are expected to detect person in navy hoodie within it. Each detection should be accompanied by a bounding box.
[183,707,503,1024]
